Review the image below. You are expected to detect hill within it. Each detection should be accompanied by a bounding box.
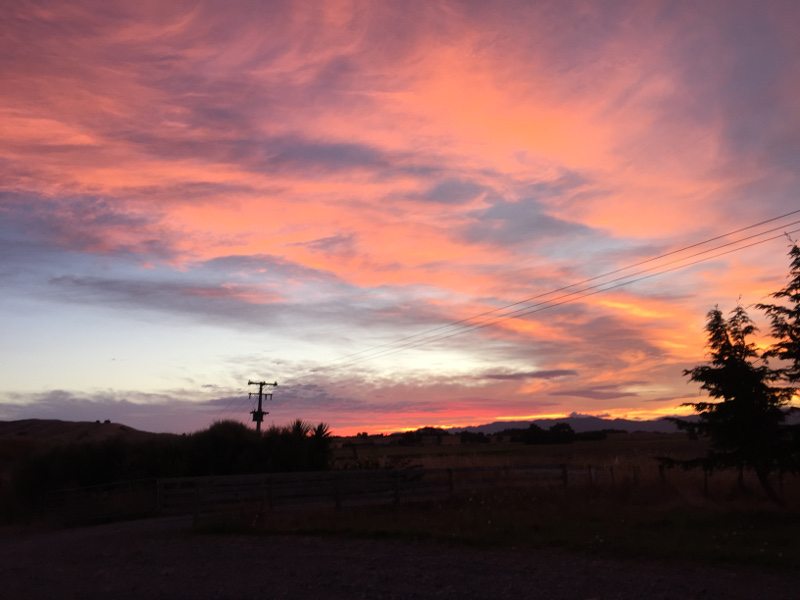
[0,419,165,445]
[0,419,170,480]
[450,414,688,435]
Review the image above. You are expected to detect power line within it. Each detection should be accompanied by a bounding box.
[329,209,800,365]
[453,218,800,330]
[405,226,800,351]
[340,226,800,366]
[332,223,800,367]
[332,214,800,365]
[215,390,249,422]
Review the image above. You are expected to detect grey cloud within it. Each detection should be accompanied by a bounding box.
[266,137,389,172]
[105,128,443,180]
[42,257,459,338]
[577,315,664,360]
[0,192,173,259]
[3,11,430,183]
[0,378,481,435]
[462,197,591,247]
[0,389,227,433]
[476,310,667,381]
[668,5,799,172]
[481,369,577,381]
[421,179,486,204]
[118,181,270,205]
[292,234,357,256]
[260,136,443,179]
[521,171,590,199]
[551,384,639,401]
[200,253,344,284]
[48,274,288,329]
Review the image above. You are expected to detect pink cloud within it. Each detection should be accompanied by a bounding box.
[1,1,799,432]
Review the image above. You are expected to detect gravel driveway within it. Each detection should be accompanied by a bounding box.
[1,517,797,599]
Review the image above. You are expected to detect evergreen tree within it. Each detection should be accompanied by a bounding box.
[672,305,792,502]
[756,243,800,384]
[756,242,800,472]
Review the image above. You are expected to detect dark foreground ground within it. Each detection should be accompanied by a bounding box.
[1,517,798,599]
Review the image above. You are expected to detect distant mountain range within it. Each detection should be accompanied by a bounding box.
[450,414,691,435]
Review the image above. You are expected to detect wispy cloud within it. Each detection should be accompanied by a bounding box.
[1,1,798,433]
[480,370,578,382]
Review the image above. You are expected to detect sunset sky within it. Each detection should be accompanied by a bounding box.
[2,1,799,434]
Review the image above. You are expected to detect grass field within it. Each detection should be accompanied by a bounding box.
[6,424,799,570]
[333,432,707,470]
[238,476,800,570]
[239,432,800,569]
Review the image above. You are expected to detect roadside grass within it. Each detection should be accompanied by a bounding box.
[200,481,800,570]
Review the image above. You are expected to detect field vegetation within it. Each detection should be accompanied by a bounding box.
[250,483,800,570]
[242,437,800,570]
[1,419,331,521]
[2,416,799,570]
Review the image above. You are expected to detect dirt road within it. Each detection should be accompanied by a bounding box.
[1,517,797,599]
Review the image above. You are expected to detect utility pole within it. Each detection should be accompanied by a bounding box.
[248,380,277,434]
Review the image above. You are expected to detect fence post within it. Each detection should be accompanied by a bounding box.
[267,475,274,510]
[658,464,666,486]
[393,471,400,505]
[633,466,640,487]
[561,464,569,488]
[703,468,709,498]
[193,481,202,525]
[609,465,615,487]
[588,465,595,486]
[333,473,341,510]
[447,468,454,495]
[154,479,161,516]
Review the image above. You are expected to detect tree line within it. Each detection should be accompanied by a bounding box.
[11,419,332,509]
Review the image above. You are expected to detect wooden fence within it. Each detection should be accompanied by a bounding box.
[45,463,640,526]
[46,478,159,525]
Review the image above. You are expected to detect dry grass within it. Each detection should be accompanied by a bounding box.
[335,433,706,470]
[220,434,800,569]
[237,478,800,570]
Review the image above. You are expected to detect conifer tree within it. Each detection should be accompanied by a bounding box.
[673,305,791,502]
[756,243,800,384]
[756,242,800,472]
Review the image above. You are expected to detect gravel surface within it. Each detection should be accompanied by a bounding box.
[1,517,798,599]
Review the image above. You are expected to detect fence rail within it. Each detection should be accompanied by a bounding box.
[43,463,646,526]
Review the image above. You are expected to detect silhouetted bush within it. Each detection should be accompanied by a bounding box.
[522,423,574,444]
[397,427,451,445]
[460,431,489,444]
[545,423,576,444]
[493,423,577,444]
[574,429,614,442]
[10,419,332,507]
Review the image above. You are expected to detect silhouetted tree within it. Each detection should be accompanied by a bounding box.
[309,422,332,470]
[312,422,331,439]
[756,242,800,470]
[548,423,576,443]
[757,243,800,385]
[671,305,792,502]
[459,431,489,444]
[523,423,546,444]
[289,419,312,437]
[190,420,261,475]
[520,423,577,444]
[12,418,334,507]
